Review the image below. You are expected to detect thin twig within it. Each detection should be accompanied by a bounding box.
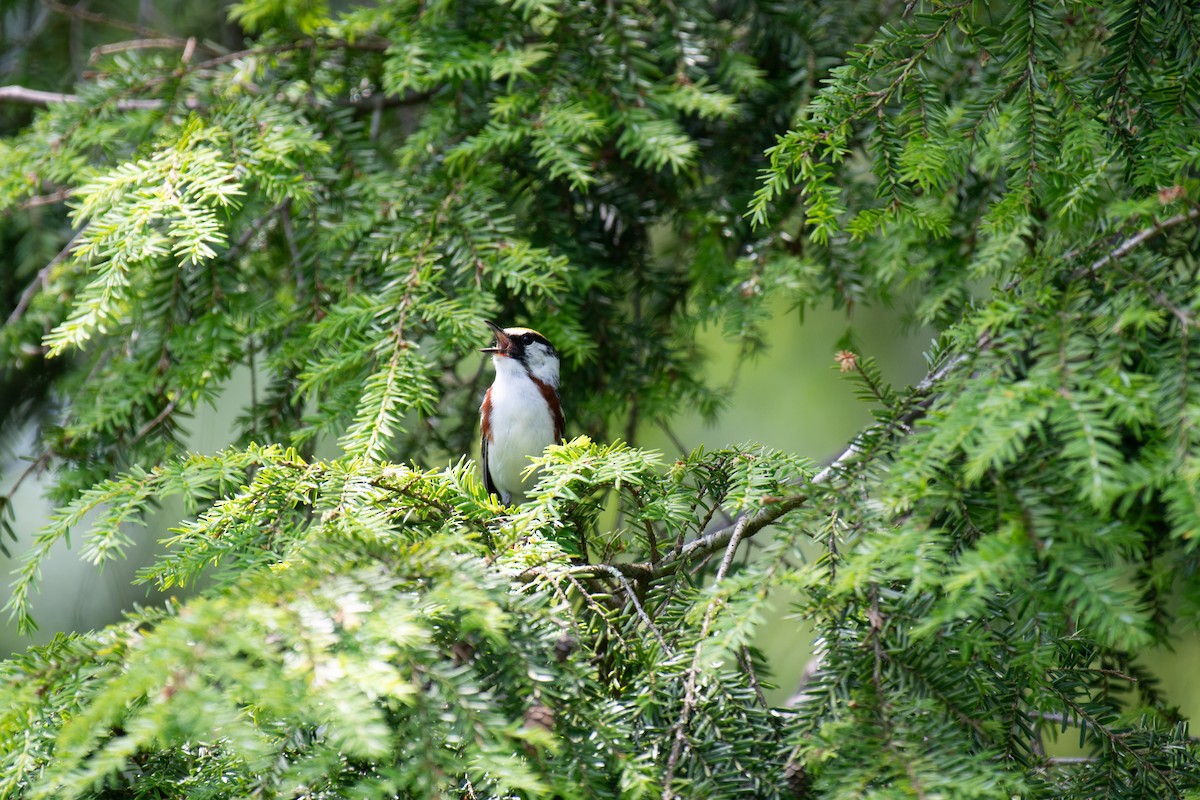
[738,646,770,713]
[562,572,633,651]
[5,228,84,327]
[1076,206,1200,277]
[657,418,690,458]
[0,84,199,110]
[130,398,179,446]
[575,564,669,651]
[41,0,170,39]
[662,513,751,799]
[17,189,72,209]
[89,37,188,61]
[279,201,303,278]
[1,452,53,500]
[225,203,287,260]
[0,38,404,113]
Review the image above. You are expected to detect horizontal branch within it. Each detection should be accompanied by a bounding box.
[89,38,191,62]
[0,84,196,110]
[0,82,429,113]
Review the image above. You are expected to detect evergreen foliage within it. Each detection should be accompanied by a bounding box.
[1,0,1199,797]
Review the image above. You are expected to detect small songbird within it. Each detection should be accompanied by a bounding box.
[479,320,564,505]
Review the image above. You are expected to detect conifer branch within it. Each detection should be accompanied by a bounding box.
[88,38,196,62]
[1080,206,1200,276]
[611,349,970,584]
[15,188,72,209]
[570,563,670,651]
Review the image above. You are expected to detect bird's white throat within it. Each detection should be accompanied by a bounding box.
[493,342,559,387]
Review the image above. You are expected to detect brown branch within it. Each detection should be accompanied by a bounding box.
[1,451,53,502]
[0,81,430,112]
[570,564,670,652]
[19,188,72,209]
[0,85,84,105]
[130,398,179,446]
[1,38,401,113]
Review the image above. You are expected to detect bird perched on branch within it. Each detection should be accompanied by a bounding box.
[479,320,564,505]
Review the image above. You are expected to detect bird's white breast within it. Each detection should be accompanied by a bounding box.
[487,362,557,502]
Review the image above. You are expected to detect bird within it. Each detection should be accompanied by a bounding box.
[479,320,564,505]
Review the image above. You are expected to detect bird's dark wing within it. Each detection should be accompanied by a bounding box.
[482,431,498,497]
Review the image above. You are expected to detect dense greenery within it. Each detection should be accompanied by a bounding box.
[2,0,1199,797]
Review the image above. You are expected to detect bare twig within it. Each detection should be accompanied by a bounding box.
[0,39,411,113]
[5,228,84,327]
[130,398,179,446]
[575,564,669,651]
[41,0,170,39]
[0,84,198,110]
[279,201,303,278]
[225,203,287,260]
[1,452,53,501]
[738,646,770,712]
[17,188,72,209]
[89,37,188,62]
[0,85,86,105]
[1076,206,1200,276]
[662,513,751,799]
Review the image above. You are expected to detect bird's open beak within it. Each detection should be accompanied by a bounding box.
[480,320,512,356]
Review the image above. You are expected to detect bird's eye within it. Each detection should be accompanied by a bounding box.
[522,334,534,344]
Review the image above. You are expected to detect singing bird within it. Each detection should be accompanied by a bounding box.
[479,320,564,505]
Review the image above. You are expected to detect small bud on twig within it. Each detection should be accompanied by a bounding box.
[835,350,858,373]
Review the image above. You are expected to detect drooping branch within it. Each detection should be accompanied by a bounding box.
[0,37,398,112]
[5,228,84,327]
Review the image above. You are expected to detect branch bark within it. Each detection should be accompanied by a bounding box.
[0,84,197,110]
[5,228,84,327]
[0,82,430,112]
[1076,205,1200,276]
